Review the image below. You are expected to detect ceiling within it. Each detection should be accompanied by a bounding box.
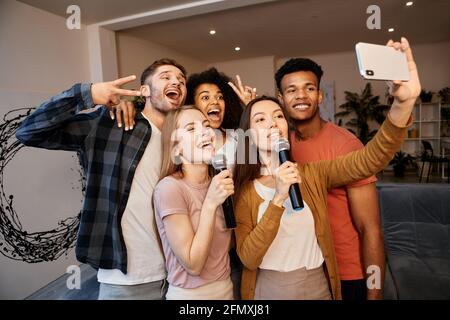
[18,0,192,24]
[18,0,450,62]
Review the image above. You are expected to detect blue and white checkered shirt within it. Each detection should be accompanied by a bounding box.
[16,83,153,273]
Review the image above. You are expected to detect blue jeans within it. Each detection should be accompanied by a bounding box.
[98,279,167,300]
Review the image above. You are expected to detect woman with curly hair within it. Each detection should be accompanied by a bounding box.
[185,68,256,299]
[186,68,255,169]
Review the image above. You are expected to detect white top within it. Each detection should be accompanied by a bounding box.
[215,131,238,171]
[254,180,324,272]
[97,114,166,285]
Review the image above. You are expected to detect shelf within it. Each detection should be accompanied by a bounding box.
[402,102,444,155]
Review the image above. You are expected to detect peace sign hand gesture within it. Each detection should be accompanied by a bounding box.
[91,75,142,108]
[228,75,257,106]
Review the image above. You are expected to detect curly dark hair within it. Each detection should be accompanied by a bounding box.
[275,58,323,92]
[186,67,243,129]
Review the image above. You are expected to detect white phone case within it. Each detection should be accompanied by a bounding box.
[355,42,409,81]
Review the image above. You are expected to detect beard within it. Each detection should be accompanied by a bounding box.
[147,91,173,114]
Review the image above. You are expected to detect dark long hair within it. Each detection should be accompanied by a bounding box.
[186,67,243,129]
[233,96,289,200]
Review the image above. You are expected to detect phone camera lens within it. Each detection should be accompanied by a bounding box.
[366,70,374,76]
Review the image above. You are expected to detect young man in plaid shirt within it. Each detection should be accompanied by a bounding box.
[16,58,187,300]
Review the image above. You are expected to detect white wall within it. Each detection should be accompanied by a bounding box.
[208,56,276,97]
[0,0,90,299]
[116,32,207,89]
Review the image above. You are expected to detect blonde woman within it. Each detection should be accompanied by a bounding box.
[153,105,234,299]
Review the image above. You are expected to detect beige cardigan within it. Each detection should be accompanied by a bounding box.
[234,115,410,300]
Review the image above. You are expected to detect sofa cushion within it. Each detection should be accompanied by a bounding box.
[378,183,450,299]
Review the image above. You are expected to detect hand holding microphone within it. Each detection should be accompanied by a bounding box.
[274,138,304,211]
[210,154,236,229]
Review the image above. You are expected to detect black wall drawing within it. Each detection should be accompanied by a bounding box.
[0,108,83,263]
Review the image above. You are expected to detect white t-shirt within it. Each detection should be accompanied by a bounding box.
[97,114,166,285]
[254,180,324,272]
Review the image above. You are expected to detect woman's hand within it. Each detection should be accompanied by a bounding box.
[228,75,257,106]
[204,169,234,209]
[110,100,136,131]
[272,161,300,207]
[387,37,421,126]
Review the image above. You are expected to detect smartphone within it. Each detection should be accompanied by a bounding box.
[355,42,409,81]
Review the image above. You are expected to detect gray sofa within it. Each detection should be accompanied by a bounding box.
[378,183,450,299]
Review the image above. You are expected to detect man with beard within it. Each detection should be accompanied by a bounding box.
[274,57,384,300]
[16,59,187,300]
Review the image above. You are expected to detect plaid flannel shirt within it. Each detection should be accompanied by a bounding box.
[16,83,153,273]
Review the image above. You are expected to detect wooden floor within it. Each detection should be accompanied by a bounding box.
[25,264,99,300]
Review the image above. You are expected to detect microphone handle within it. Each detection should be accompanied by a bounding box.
[214,168,237,229]
[222,197,237,229]
[279,150,304,211]
[289,182,304,211]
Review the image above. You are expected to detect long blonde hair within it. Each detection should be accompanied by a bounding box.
[159,105,215,181]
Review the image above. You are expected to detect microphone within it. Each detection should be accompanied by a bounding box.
[274,138,304,211]
[212,154,237,229]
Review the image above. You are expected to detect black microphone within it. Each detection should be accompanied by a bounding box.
[274,138,304,211]
[212,154,237,229]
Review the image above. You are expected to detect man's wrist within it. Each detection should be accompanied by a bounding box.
[80,83,95,109]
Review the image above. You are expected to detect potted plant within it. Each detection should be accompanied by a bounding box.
[335,83,390,145]
[420,89,434,103]
[439,87,450,104]
[390,151,415,177]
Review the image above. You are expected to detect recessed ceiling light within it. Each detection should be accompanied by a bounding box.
[388,28,395,32]
[235,47,241,51]
[406,1,413,6]
[209,30,216,35]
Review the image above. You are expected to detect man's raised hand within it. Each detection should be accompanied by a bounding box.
[91,75,141,107]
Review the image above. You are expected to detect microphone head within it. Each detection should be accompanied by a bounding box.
[274,138,290,153]
[212,153,227,170]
